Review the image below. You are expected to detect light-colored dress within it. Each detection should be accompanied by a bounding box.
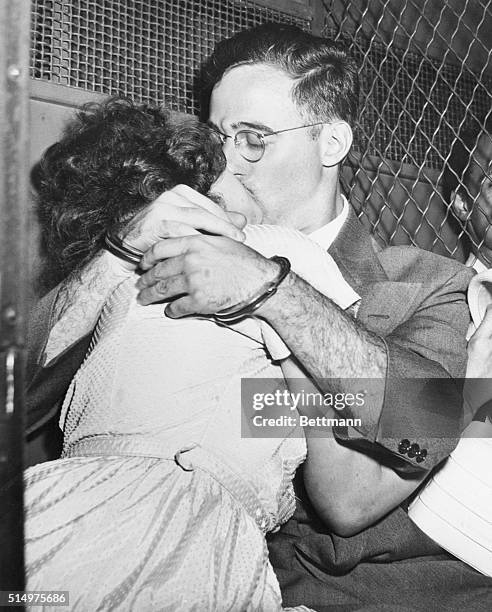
[25,225,358,611]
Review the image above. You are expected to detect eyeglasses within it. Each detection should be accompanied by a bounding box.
[213,122,326,163]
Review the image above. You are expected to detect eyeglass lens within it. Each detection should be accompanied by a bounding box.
[235,131,264,162]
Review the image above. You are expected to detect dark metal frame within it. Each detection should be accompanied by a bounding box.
[0,0,31,591]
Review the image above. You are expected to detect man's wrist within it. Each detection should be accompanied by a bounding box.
[104,232,143,270]
[252,268,298,325]
[213,255,291,324]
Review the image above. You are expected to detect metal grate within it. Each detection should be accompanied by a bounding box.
[350,42,491,171]
[30,0,309,114]
[323,0,492,257]
[30,1,492,259]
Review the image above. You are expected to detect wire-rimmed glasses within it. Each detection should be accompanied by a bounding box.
[213,122,326,163]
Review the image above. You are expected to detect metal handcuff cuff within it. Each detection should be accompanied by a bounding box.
[104,232,291,324]
[104,233,143,265]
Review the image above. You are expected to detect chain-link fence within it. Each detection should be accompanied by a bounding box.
[30,0,492,260]
[322,0,492,259]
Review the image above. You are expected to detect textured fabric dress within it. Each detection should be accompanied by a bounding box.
[25,225,358,611]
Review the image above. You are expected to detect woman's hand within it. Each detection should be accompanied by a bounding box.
[120,184,246,253]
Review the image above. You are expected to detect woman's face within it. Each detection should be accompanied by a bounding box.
[208,169,264,224]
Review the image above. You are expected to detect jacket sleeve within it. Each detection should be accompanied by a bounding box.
[334,264,474,474]
[26,287,90,435]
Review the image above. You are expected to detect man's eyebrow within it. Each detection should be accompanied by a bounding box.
[208,120,275,134]
[231,121,275,134]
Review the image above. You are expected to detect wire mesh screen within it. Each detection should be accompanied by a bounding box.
[30,0,492,259]
[322,0,492,258]
[31,0,309,114]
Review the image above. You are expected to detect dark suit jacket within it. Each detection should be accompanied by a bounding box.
[26,285,92,438]
[326,207,473,472]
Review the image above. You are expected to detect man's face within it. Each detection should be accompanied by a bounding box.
[209,63,332,231]
[464,132,492,250]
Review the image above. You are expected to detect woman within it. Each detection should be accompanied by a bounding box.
[25,99,357,610]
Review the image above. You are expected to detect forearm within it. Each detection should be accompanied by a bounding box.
[262,265,469,472]
[263,272,385,379]
[42,251,134,366]
[303,436,425,536]
[282,359,424,535]
[260,272,387,429]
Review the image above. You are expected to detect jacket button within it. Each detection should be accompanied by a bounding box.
[398,439,410,454]
[407,443,420,458]
[416,448,427,463]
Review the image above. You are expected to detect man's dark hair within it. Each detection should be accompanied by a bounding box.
[199,22,359,127]
[34,98,225,289]
[444,112,492,203]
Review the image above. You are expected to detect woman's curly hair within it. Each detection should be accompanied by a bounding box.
[34,97,225,290]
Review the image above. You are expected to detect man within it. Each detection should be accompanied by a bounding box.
[28,24,491,609]
[448,113,492,273]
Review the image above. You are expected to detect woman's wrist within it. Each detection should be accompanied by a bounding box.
[104,232,143,271]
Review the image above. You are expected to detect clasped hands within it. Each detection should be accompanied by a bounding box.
[118,184,278,318]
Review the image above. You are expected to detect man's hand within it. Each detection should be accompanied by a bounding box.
[121,184,246,253]
[136,234,280,317]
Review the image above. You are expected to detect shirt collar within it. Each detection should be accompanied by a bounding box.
[466,253,488,273]
[308,195,349,249]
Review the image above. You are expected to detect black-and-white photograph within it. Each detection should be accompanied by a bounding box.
[1,1,492,610]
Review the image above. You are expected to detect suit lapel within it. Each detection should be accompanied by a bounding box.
[329,206,423,335]
[328,206,388,293]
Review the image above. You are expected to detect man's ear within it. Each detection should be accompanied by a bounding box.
[319,121,353,167]
[451,190,470,221]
